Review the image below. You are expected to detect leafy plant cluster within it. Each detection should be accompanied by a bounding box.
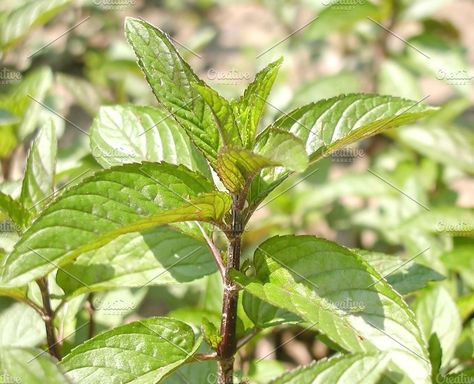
[0,1,473,384]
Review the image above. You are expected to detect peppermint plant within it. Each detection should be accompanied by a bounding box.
[2,17,466,384]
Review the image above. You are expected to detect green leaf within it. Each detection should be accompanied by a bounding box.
[254,128,309,173]
[61,317,200,384]
[0,162,231,287]
[0,191,29,229]
[415,286,461,367]
[354,249,444,295]
[57,227,216,297]
[90,105,210,176]
[202,317,221,350]
[428,334,442,380]
[287,72,361,109]
[246,360,286,383]
[268,94,435,163]
[242,291,301,328]
[0,0,70,50]
[125,17,221,165]
[232,57,283,148]
[231,235,431,383]
[306,0,383,39]
[192,83,241,146]
[20,120,57,215]
[217,147,277,194]
[270,353,390,384]
[394,124,474,174]
[247,129,309,207]
[0,347,71,384]
[0,303,45,347]
[378,60,422,100]
[0,67,53,139]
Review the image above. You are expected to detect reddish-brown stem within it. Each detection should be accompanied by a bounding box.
[37,278,61,360]
[85,293,95,339]
[217,195,243,384]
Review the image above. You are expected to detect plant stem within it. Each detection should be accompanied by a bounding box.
[85,293,95,339]
[37,278,61,360]
[217,195,243,384]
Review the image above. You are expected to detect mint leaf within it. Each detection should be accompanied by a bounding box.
[20,120,57,215]
[231,235,431,383]
[270,353,390,384]
[90,105,210,176]
[0,0,70,50]
[354,249,444,295]
[192,83,241,146]
[0,162,231,287]
[232,58,283,148]
[0,303,45,347]
[217,147,277,194]
[0,191,29,229]
[56,227,216,297]
[0,347,71,384]
[125,17,221,165]
[61,317,200,384]
[415,286,461,368]
[268,94,436,163]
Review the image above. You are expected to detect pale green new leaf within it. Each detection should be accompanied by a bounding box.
[0,0,70,50]
[90,105,209,176]
[192,83,241,146]
[0,162,231,287]
[268,94,435,163]
[61,317,200,384]
[231,235,431,383]
[415,286,461,367]
[270,353,390,384]
[125,17,221,165]
[20,120,57,215]
[0,303,45,347]
[0,347,71,384]
[0,191,29,229]
[57,227,216,297]
[232,57,283,148]
[217,147,277,194]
